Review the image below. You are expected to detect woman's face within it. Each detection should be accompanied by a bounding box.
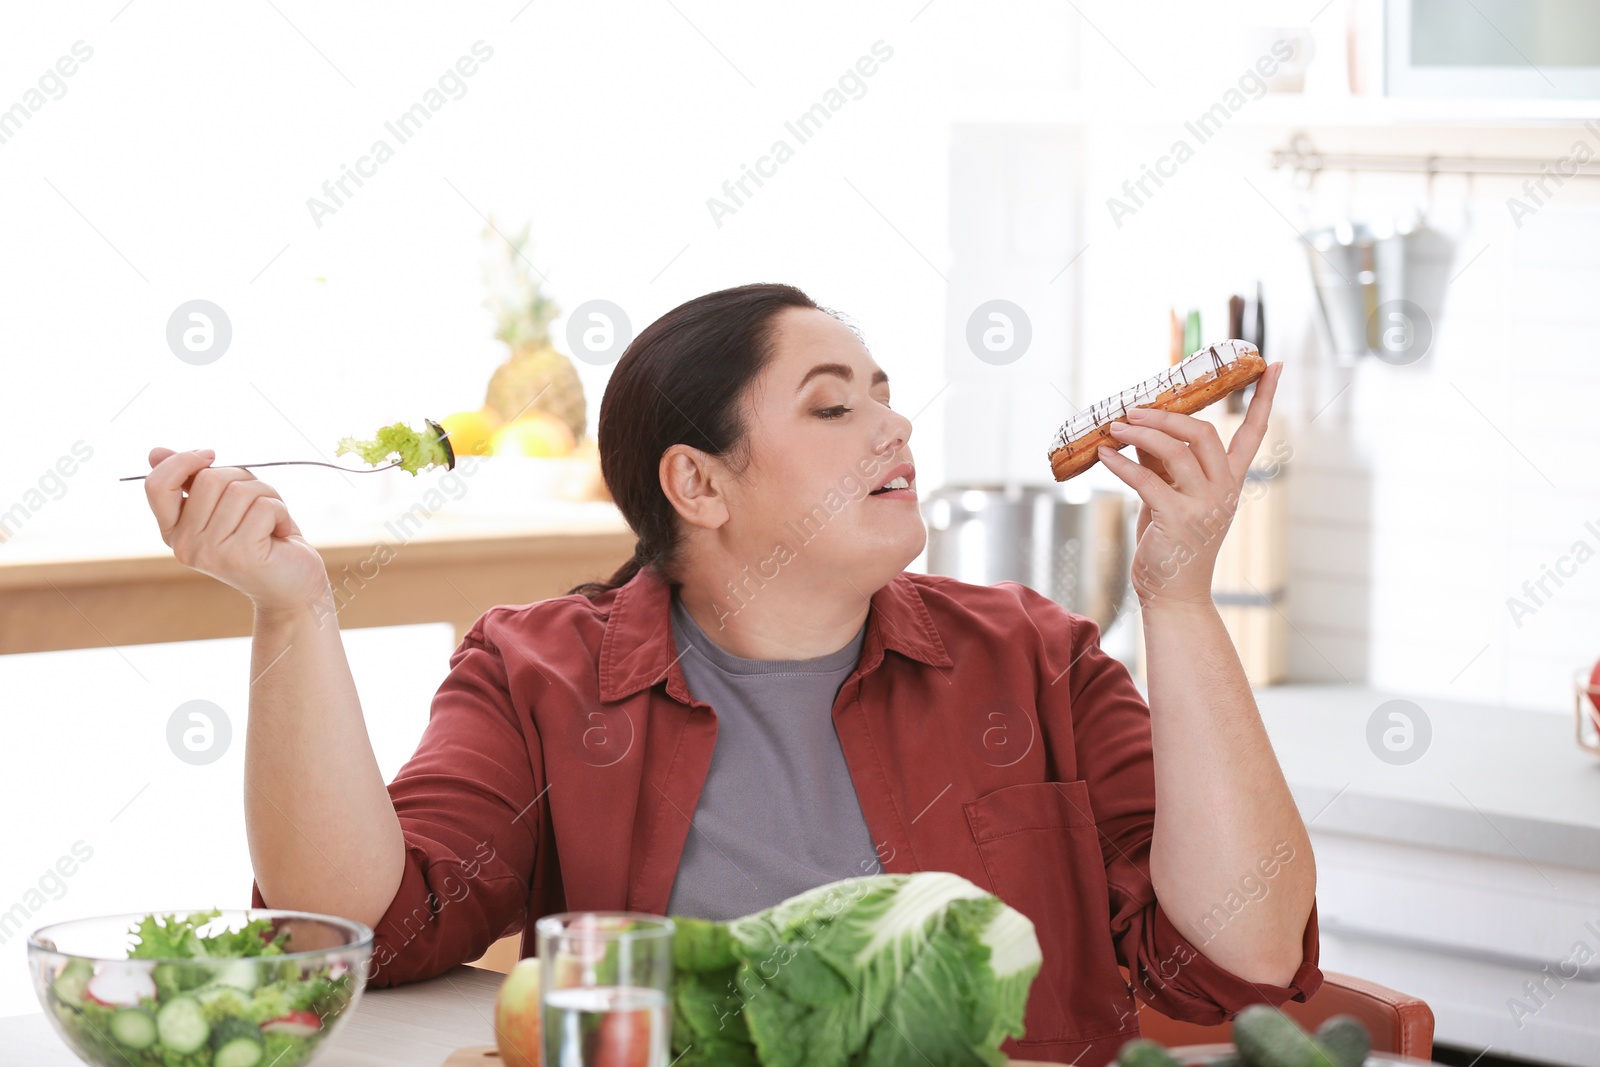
[713,306,925,592]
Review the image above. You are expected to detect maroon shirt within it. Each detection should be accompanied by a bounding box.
[250,562,1321,1065]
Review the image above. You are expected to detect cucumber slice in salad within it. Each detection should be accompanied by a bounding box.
[52,958,93,1009]
[216,1036,266,1067]
[213,957,260,992]
[109,1006,157,1050]
[195,983,245,1007]
[155,995,210,1053]
[211,1017,266,1067]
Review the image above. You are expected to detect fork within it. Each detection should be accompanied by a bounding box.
[119,459,402,482]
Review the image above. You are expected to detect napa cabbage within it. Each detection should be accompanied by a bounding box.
[669,871,1042,1067]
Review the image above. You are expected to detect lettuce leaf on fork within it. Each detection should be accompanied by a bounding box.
[334,418,455,476]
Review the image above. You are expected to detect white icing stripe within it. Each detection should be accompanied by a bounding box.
[1047,339,1258,455]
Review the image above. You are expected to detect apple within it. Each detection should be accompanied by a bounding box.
[1588,656,1600,730]
[489,411,577,458]
[494,958,543,1067]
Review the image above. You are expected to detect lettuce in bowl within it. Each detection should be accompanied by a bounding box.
[30,908,370,1067]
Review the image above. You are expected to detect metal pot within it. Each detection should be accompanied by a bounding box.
[920,484,1133,633]
[1303,218,1454,363]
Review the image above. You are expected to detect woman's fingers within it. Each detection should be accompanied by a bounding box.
[1131,447,1165,542]
[266,495,301,541]
[1227,361,1284,483]
[1097,443,1182,513]
[226,495,297,556]
[144,449,215,542]
[1107,420,1209,490]
[182,467,259,540]
[141,445,320,612]
[1119,407,1231,485]
[208,479,283,546]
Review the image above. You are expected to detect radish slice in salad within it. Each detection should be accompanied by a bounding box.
[261,1010,323,1037]
[85,963,157,1007]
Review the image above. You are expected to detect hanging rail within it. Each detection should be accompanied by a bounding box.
[1269,134,1600,179]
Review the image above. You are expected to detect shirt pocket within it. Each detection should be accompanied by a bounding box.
[964,780,1138,1046]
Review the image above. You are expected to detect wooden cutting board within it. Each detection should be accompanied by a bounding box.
[442,1047,1063,1066]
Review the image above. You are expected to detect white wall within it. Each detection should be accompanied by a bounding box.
[933,0,1600,715]
[1069,116,1600,714]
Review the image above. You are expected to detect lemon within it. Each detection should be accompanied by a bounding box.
[439,408,502,457]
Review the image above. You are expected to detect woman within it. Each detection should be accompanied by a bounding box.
[141,282,1319,1066]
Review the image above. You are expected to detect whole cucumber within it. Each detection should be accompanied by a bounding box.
[1116,1037,1183,1067]
[1232,1004,1321,1067]
[1313,1015,1372,1067]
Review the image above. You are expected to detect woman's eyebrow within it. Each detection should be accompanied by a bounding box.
[794,363,890,393]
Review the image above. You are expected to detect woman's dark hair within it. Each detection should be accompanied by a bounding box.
[566,282,823,599]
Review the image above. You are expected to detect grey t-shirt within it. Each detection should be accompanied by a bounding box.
[664,589,880,921]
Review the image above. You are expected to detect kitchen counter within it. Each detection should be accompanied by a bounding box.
[1253,685,1600,1067]
[0,502,634,654]
[1254,684,1600,871]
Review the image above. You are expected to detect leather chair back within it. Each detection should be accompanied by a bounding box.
[1137,971,1434,1061]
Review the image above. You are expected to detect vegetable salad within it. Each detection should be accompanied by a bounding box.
[47,910,358,1067]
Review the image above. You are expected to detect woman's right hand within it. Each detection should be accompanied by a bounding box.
[143,447,333,616]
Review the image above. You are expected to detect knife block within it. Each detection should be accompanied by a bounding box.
[1201,408,1289,685]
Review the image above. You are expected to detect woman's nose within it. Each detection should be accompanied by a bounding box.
[875,409,912,456]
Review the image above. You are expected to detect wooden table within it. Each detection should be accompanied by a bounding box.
[0,505,634,653]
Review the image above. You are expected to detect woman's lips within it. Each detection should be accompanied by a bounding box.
[869,462,915,498]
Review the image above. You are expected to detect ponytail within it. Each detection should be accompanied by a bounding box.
[566,543,647,599]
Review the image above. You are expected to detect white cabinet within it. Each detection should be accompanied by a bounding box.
[1256,685,1600,1066]
[1312,834,1600,1066]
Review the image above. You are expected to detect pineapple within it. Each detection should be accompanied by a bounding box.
[480,218,587,441]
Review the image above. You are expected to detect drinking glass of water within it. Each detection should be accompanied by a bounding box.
[535,912,675,1067]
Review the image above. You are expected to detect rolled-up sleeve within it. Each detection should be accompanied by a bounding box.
[1130,894,1322,1022]
[1020,582,1323,1022]
[249,613,541,988]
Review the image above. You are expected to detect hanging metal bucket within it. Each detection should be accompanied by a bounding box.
[1303,219,1455,363]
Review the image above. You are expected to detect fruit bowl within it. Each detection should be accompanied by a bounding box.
[28,909,372,1067]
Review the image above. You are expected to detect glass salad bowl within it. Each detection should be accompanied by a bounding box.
[28,909,373,1067]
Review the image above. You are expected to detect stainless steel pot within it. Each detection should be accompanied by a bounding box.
[1303,218,1454,362]
[920,484,1133,633]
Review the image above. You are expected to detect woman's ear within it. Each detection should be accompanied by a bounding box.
[660,444,731,531]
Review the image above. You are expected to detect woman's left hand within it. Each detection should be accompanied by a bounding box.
[1096,361,1284,607]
